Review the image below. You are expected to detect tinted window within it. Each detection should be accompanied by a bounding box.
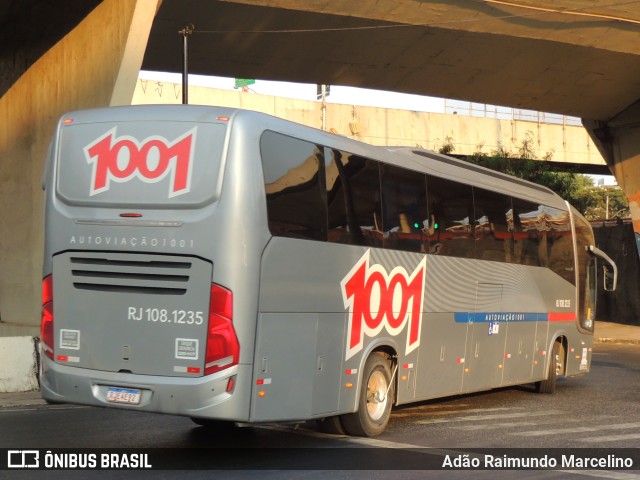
[473,189,514,263]
[260,130,577,281]
[327,150,383,247]
[574,214,592,329]
[549,207,576,285]
[426,176,474,258]
[260,131,326,241]
[380,164,428,253]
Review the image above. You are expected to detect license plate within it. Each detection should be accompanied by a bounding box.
[106,387,141,405]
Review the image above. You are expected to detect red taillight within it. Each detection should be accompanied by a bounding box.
[41,275,54,360]
[205,284,239,375]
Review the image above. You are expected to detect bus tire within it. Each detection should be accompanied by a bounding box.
[190,417,236,429]
[316,415,347,435]
[536,341,562,394]
[340,353,393,437]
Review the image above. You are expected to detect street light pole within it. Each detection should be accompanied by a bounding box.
[179,24,194,105]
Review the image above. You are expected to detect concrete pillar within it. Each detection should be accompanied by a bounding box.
[0,0,160,342]
[111,0,162,106]
[584,103,640,258]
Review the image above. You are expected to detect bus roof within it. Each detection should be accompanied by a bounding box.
[58,104,567,209]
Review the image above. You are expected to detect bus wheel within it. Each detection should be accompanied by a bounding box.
[316,416,346,435]
[341,353,393,437]
[536,341,563,394]
[190,417,236,430]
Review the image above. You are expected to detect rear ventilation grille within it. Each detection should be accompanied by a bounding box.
[69,256,193,295]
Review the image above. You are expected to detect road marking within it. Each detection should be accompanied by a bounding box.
[518,422,640,437]
[258,424,436,450]
[395,403,472,413]
[581,433,640,443]
[561,471,640,480]
[454,418,583,431]
[394,406,516,419]
[417,409,564,425]
[0,404,88,413]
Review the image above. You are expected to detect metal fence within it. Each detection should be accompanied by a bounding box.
[443,100,582,127]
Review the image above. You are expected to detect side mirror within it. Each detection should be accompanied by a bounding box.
[588,245,618,292]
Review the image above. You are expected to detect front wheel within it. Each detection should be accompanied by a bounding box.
[341,353,393,437]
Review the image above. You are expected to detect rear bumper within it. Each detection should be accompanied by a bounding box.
[39,355,252,421]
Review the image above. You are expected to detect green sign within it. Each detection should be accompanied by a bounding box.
[235,78,255,88]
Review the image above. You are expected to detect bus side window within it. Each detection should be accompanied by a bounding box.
[327,150,383,248]
[260,131,327,241]
[574,214,594,330]
[473,188,513,263]
[380,164,428,253]
[426,175,475,259]
[545,207,574,285]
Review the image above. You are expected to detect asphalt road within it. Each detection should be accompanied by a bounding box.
[2,343,639,480]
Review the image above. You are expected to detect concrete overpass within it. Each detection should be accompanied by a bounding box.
[1,0,640,370]
[132,76,610,173]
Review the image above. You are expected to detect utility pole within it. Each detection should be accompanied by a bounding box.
[317,84,330,130]
[179,24,194,105]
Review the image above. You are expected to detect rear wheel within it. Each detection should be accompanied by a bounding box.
[316,415,346,435]
[536,341,563,394]
[190,417,236,430]
[341,353,393,437]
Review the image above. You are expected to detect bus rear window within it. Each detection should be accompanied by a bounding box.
[260,131,326,241]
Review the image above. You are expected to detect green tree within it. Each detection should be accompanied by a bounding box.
[574,186,630,221]
[443,131,630,219]
[438,135,455,155]
[465,131,596,208]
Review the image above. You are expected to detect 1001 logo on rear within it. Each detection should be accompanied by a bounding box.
[84,127,196,198]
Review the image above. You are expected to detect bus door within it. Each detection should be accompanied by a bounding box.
[414,312,467,400]
[501,316,538,385]
[531,319,550,380]
[251,241,344,422]
[463,283,506,392]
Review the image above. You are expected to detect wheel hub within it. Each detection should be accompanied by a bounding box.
[366,370,389,421]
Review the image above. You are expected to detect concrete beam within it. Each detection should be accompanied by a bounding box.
[0,0,102,97]
[143,0,640,121]
[133,78,608,170]
[584,106,640,256]
[111,0,162,106]
[0,0,160,339]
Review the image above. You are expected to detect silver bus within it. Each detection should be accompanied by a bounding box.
[40,105,617,437]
